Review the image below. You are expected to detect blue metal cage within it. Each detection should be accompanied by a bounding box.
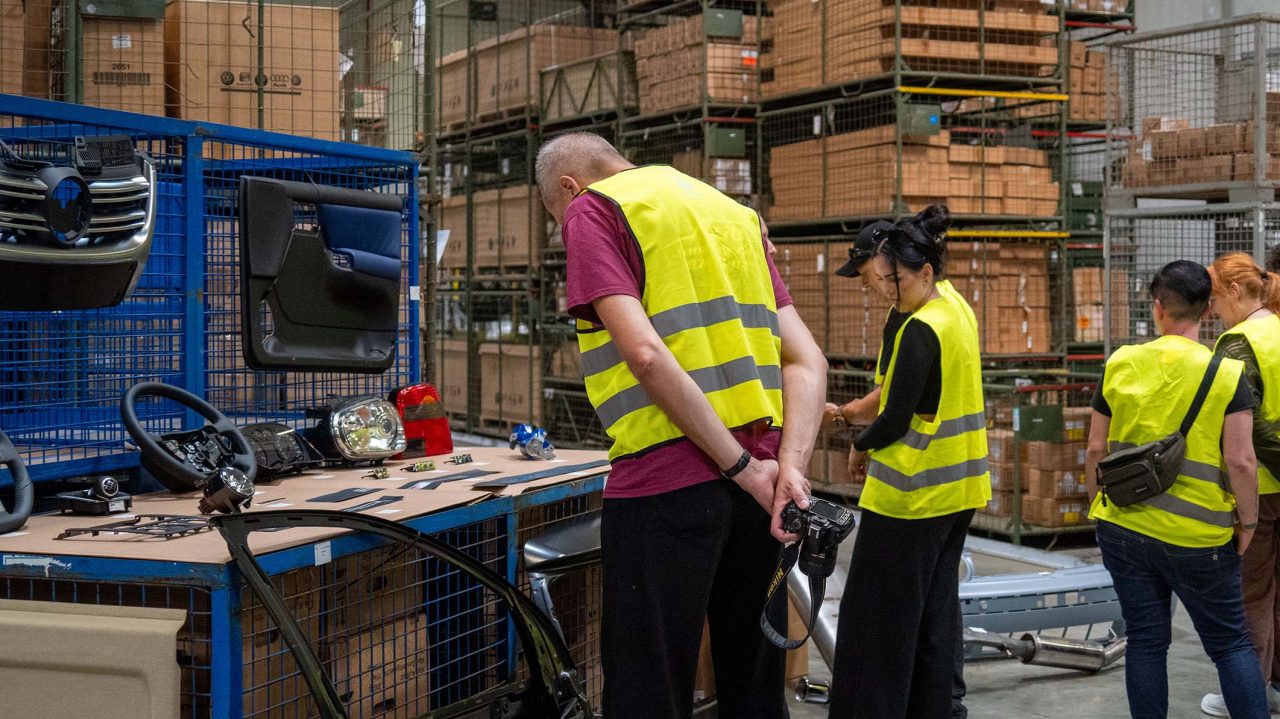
[0,95,420,483]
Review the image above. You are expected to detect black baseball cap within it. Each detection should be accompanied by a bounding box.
[835,221,894,277]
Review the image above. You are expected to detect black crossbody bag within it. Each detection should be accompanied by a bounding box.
[1097,356,1222,507]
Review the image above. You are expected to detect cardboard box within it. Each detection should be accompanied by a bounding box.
[1205,123,1246,155]
[1028,467,1088,499]
[1021,494,1040,524]
[164,0,340,139]
[988,461,1026,493]
[330,546,423,638]
[437,24,615,129]
[1235,152,1280,181]
[479,342,541,425]
[1027,441,1088,471]
[437,340,469,414]
[1175,127,1206,158]
[331,612,430,719]
[983,491,1016,517]
[82,10,165,114]
[1069,40,1086,69]
[1063,406,1092,442]
[1,0,26,96]
[987,428,1024,465]
[1141,116,1189,136]
[1038,497,1091,527]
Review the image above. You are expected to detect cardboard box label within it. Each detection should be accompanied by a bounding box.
[112,34,132,48]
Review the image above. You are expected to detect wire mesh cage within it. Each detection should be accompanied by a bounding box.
[620,120,756,207]
[0,576,214,718]
[430,129,545,439]
[433,0,619,138]
[1106,15,1280,199]
[974,376,1099,540]
[0,98,418,483]
[620,0,764,121]
[760,92,1066,229]
[1104,205,1280,347]
[238,517,511,719]
[515,490,605,707]
[762,0,1063,103]
[0,0,430,149]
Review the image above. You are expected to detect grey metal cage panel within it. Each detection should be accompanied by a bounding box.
[1105,15,1280,196]
[1104,204,1280,346]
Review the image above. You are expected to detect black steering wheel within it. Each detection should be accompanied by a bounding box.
[0,429,33,534]
[121,382,258,493]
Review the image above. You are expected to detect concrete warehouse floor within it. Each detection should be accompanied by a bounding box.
[788,534,1224,719]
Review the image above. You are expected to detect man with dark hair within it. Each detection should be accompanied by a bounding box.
[1148,259,1213,322]
[1086,259,1266,718]
[535,132,828,719]
[1268,245,1280,275]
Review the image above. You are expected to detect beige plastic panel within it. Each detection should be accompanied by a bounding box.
[0,599,185,719]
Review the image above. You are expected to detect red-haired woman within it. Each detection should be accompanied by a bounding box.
[1202,252,1280,716]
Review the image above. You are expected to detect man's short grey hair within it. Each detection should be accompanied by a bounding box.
[534,133,626,198]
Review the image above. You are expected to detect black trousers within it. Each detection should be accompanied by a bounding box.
[600,480,789,719]
[829,507,975,718]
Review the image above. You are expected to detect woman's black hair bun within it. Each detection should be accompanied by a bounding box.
[915,204,951,237]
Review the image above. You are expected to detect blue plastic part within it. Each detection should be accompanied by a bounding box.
[0,94,419,485]
[317,203,403,280]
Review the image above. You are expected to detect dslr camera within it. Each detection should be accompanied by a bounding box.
[781,497,856,579]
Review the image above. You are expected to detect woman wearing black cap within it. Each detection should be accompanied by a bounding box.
[826,207,977,473]
[826,204,990,719]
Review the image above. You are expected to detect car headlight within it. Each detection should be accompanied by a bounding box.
[327,396,407,461]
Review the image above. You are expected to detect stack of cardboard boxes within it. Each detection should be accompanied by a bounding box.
[436,24,616,131]
[949,242,1055,355]
[763,0,1059,99]
[633,13,762,116]
[1123,103,1280,189]
[163,0,341,139]
[981,408,1094,528]
[768,125,1059,221]
[1015,41,1111,123]
[1072,267,1131,343]
[182,547,430,719]
[773,240,1054,359]
[673,151,752,202]
[438,186,546,274]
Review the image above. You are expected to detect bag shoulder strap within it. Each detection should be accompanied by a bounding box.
[1179,355,1223,437]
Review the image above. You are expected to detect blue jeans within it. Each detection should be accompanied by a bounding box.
[1096,520,1268,719]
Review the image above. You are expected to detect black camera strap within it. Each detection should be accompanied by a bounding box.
[759,541,824,651]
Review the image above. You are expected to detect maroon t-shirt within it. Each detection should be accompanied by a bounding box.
[563,190,793,499]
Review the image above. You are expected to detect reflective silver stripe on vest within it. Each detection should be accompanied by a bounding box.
[580,296,781,378]
[593,356,783,430]
[1109,442,1226,487]
[898,411,987,451]
[1140,492,1236,528]
[866,456,991,492]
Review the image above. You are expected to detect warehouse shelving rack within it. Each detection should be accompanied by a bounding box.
[427,1,623,441]
[614,0,764,208]
[1103,14,1280,353]
[0,0,430,149]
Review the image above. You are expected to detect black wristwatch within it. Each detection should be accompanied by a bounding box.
[720,450,752,481]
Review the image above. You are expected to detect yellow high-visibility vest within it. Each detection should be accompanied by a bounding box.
[574,166,784,461]
[1090,335,1245,547]
[1216,314,1280,494]
[862,294,991,519]
[874,279,974,387]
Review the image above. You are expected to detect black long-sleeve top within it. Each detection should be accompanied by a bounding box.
[855,319,943,451]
